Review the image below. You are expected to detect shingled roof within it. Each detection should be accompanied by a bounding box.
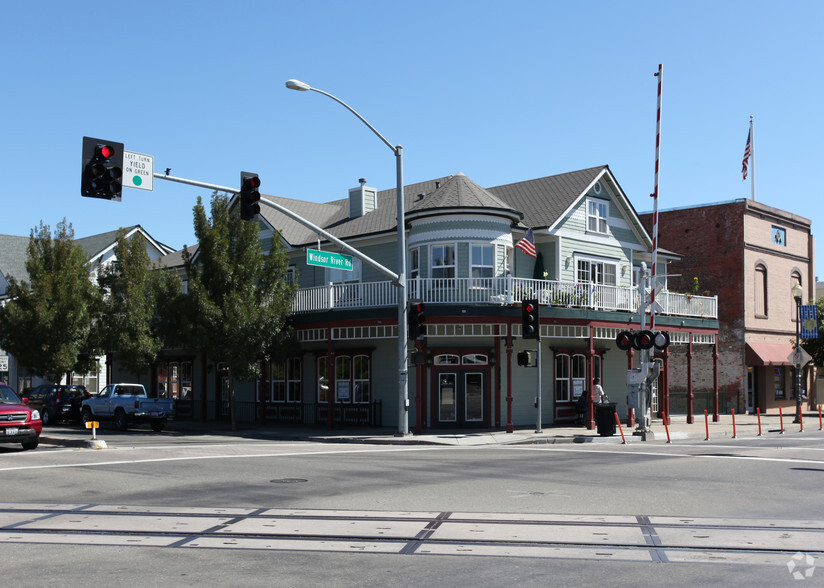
[256,166,616,248]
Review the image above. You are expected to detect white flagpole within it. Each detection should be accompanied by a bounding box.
[750,116,756,201]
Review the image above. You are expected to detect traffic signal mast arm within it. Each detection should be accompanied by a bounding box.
[151,172,401,287]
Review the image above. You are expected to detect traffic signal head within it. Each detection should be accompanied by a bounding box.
[81,137,124,201]
[408,299,426,339]
[517,350,533,366]
[521,299,540,340]
[240,171,261,221]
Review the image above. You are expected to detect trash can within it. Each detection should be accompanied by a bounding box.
[595,402,617,436]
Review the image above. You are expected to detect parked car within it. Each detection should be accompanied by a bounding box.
[0,383,42,450]
[23,384,90,425]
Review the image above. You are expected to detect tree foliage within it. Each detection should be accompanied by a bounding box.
[183,192,296,426]
[95,229,183,376]
[0,220,101,382]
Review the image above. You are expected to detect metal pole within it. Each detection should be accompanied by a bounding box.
[795,295,802,423]
[750,116,756,201]
[536,339,542,433]
[650,64,663,331]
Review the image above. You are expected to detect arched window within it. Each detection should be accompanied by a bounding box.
[754,264,767,317]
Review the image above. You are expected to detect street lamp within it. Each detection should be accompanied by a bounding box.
[285,79,410,436]
[792,282,804,423]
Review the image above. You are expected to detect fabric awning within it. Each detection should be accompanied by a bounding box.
[745,342,793,366]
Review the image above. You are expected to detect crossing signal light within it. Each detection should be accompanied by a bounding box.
[240,171,261,221]
[522,299,540,340]
[408,299,426,339]
[81,136,124,201]
[635,330,655,350]
[616,331,634,351]
[653,331,670,350]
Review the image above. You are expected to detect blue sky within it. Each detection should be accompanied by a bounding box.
[3,1,822,276]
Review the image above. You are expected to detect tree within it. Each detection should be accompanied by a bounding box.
[183,192,296,429]
[0,220,101,383]
[95,229,183,376]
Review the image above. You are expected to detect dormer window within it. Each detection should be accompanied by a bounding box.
[587,199,608,234]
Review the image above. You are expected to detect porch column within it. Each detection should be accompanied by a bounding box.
[506,323,514,433]
[586,327,595,430]
[712,339,719,422]
[687,333,694,424]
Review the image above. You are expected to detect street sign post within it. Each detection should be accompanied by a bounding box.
[123,151,154,191]
[306,248,353,271]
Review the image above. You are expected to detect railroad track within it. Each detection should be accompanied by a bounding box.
[1,503,822,569]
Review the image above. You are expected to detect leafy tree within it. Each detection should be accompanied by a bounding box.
[183,191,296,429]
[0,220,101,382]
[95,229,182,376]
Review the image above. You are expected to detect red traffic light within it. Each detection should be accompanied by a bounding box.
[247,176,261,189]
[635,330,655,350]
[96,144,114,159]
[616,330,634,350]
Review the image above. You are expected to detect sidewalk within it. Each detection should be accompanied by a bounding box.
[39,411,824,448]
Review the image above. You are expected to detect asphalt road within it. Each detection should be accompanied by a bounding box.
[1,428,823,586]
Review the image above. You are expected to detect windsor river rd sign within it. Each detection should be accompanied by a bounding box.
[306,248,353,271]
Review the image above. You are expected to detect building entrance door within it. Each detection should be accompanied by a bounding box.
[433,370,487,428]
[747,367,755,413]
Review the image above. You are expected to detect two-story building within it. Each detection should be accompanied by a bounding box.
[147,165,719,432]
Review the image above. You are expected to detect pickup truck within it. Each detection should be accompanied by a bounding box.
[81,383,175,432]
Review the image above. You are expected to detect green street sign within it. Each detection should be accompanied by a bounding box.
[306,248,353,271]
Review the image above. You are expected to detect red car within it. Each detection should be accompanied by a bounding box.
[0,383,42,450]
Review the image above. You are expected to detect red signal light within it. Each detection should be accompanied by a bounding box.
[248,176,261,189]
[97,144,114,159]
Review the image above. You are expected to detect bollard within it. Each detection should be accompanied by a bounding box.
[628,407,636,428]
[662,411,671,443]
[779,407,784,434]
[84,420,106,449]
[704,409,709,441]
[757,407,762,436]
[799,409,803,433]
[819,405,822,431]
[614,412,626,445]
[731,408,736,439]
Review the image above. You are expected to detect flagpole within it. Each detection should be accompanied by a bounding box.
[750,116,756,201]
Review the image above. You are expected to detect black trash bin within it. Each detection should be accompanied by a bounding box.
[595,402,617,436]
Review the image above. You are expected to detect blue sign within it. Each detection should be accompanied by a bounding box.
[800,304,819,339]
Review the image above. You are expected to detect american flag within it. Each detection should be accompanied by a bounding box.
[742,126,752,180]
[515,228,536,258]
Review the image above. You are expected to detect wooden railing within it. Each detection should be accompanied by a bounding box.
[291,277,717,319]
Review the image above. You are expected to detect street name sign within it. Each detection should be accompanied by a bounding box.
[306,249,353,271]
[123,151,154,191]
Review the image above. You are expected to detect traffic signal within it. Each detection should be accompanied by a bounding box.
[408,299,426,339]
[240,171,261,221]
[81,137,124,201]
[517,351,533,366]
[522,299,540,340]
[616,330,634,351]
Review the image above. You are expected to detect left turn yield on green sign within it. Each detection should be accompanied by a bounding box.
[123,151,153,191]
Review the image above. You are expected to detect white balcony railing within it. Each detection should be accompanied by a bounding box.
[291,277,717,319]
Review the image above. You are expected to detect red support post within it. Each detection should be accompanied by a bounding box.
[662,411,671,443]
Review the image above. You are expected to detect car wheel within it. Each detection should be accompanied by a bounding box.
[81,408,93,425]
[41,410,50,426]
[151,421,165,432]
[22,440,38,450]
[114,409,128,431]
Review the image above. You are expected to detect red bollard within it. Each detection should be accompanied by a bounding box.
[614,412,626,445]
[779,407,784,434]
[757,407,762,437]
[731,408,737,439]
[819,405,822,431]
[799,409,803,433]
[628,407,635,428]
[662,411,671,443]
[704,409,709,441]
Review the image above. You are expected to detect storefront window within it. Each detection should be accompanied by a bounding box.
[774,367,785,399]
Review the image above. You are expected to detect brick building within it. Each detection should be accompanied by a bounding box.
[641,199,815,415]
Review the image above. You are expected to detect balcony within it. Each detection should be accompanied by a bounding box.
[291,277,717,319]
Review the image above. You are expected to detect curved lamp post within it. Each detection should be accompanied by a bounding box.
[285,79,409,436]
[792,282,804,423]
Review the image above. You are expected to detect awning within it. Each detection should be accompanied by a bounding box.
[745,342,793,366]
